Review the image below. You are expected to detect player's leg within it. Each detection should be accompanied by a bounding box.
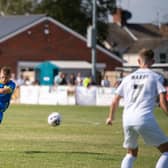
[156,142,168,168]
[121,126,138,168]
[121,148,138,168]
[0,112,4,124]
[137,120,168,168]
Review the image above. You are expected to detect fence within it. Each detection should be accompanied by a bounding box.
[12,85,118,106]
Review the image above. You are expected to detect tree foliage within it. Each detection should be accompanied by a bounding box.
[35,0,116,44]
[0,0,34,15]
[35,0,89,35]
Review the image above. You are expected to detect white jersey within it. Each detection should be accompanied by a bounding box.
[116,68,166,126]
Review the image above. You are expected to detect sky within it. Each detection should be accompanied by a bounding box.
[116,0,168,24]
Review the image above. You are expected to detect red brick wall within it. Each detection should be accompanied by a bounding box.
[0,20,122,74]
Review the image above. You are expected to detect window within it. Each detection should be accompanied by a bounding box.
[160,53,166,63]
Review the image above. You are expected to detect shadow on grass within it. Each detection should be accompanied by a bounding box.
[23,151,114,160]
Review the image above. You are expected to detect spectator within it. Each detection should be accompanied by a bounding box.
[83,76,91,88]
[24,76,31,85]
[68,73,76,86]
[75,72,83,86]
[60,73,67,85]
[113,72,123,88]
[17,74,25,87]
[32,80,40,85]
[10,73,17,85]
[101,75,110,87]
[54,72,63,85]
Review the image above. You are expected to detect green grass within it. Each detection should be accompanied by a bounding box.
[0,104,167,168]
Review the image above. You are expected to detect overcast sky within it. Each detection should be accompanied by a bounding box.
[116,0,168,24]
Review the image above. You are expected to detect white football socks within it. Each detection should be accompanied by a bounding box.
[156,152,168,168]
[121,153,136,168]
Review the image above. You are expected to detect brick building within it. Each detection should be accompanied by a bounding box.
[0,14,123,83]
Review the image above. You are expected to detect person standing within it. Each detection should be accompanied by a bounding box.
[68,73,76,86]
[75,72,83,86]
[0,66,16,123]
[54,72,63,86]
[101,75,110,87]
[106,48,168,168]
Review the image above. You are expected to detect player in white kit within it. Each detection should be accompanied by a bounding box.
[106,48,168,168]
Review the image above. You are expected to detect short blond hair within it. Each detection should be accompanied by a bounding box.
[138,48,154,64]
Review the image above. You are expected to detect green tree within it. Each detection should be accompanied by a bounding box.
[35,0,88,35]
[35,0,116,44]
[0,0,33,15]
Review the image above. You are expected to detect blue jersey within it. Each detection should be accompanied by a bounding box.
[0,80,16,112]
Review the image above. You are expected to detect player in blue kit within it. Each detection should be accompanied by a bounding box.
[0,66,16,123]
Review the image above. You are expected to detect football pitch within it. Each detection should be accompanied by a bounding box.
[0,104,167,168]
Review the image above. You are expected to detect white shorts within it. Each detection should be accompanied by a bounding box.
[123,119,168,149]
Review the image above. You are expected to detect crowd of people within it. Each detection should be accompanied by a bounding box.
[10,73,36,87]
[54,71,112,88]
[10,70,122,89]
[54,72,82,86]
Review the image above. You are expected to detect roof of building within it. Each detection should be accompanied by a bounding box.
[51,60,92,69]
[126,23,162,39]
[126,39,162,53]
[0,14,123,63]
[107,23,168,54]
[18,60,106,71]
[107,24,134,52]
[0,14,45,39]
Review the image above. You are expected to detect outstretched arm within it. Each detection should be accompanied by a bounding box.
[106,94,121,125]
[159,92,168,115]
[0,87,12,94]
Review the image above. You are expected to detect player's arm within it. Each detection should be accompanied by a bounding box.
[159,92,168,115]
[106,94,121,125]
[0,86,12,94]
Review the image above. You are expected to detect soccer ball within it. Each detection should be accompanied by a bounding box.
[48,112,61,126]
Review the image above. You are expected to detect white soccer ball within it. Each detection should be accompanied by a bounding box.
[48,112,61,126]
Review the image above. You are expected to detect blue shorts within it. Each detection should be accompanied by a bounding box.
[0,112,4,123]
